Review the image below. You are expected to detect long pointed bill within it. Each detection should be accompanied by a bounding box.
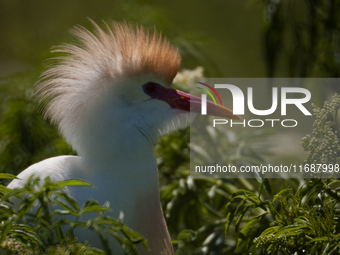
[159,89,241,120]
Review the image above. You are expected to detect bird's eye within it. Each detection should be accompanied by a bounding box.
[144,82,158,94]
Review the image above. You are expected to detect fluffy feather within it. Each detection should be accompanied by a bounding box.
[36,20,181,140]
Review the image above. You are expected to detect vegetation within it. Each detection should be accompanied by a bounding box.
[0,174,148,255]
[1,0,340,254]
[260,0,340,78]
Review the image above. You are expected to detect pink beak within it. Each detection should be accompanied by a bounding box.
[160,88,241,120]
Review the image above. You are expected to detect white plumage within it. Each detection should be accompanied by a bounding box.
[8,20,238,254]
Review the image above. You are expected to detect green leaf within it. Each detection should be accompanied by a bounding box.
[272,189,291,203]
[81,204,111,214]
[93,227,112,255]
[325,187,340,203]
[259,226,280,237]
[0,173,18,179]
[263,178,272,195]
[106,228,140,255]
[55,191,80,211]
[306,236,330,245]
[232,189,257,197]
[52,199,79,217]
[274,225,306,236]
[235,206,251,234]
[245,194,262,207]
[91,218,120,227]
[258,179,264,197]
[1,221,13,243]
[237,217,260,247]
[57,179,95,188]
[121,226,149,248]
[177,229,196,240]
[0,185,11,195]
[296,184,310,198]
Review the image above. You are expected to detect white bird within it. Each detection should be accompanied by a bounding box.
[7,20,238,254]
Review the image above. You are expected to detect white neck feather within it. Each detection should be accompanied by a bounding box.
[70,108,172,254]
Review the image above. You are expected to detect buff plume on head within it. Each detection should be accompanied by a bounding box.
[36,19,181,135]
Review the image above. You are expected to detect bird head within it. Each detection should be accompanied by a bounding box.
[36,20,239,152]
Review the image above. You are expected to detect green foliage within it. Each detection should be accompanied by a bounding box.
[258,0,340,78]
[156,126,273,254]
[0,174,148,255]
[226,180,340,254]
[223,95,340,255]
[301,94,340,166]
[0,73,73,178]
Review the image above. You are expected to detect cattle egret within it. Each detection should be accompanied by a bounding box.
[7,20,239,254]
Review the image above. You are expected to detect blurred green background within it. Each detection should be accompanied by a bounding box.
[1,1,340,254]
[0,0,265,78]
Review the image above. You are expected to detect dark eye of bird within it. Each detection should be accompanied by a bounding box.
[143,82,158,94]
